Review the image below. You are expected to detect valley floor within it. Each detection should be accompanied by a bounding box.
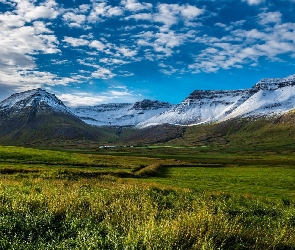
[0,145,294,249]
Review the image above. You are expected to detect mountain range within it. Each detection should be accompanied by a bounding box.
[138,74,295,127]
[71,99,173,126]
[1,73,295,146]
[69,74,295,127]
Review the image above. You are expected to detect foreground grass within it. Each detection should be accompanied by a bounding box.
[142,166,295,200]
[0,177,295,249]
[1,145,295,249]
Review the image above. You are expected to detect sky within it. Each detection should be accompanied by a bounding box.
[0,0,295,106]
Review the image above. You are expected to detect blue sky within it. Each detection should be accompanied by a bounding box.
[0,0,295,106]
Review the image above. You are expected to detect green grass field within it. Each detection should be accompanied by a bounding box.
[0,145,295,249]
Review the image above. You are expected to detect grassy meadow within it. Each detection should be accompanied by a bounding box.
[0,145,295,249]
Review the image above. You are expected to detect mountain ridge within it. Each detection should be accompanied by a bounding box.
[1,74,295,130]
[1,75,295,147]
[138,74,295,127]
[71,99,174,126]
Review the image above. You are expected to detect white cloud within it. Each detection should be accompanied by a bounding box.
[0,0,15,7]
[0,0,67,91]
[14,0,59,22]
[63,36,89,47]
[88,3,124,22]
[89,40,106,51]
[0,20,59,57]
[0,12,25,27]
[87,3,107,23]
[155,3,204,27]
[109,90,130,96]
[258,11,282,25]
[181,5,204,20]
[58,85,137,106]
[91,67,116,79]
[51,59,69,65]
[106,6,123,17]
[0,68,74,91]
[125,13,153,21]
[100,58,129,65]
[24,6,58,20]
[189,21,295,73]
[117,47,137,57]
[58,93,107,106]
[33,21,52,34]
[121,0,152,12]
[63,12,86,27]
[243,0,265,5]
[136,30,194,57]
[155,4,179,27]
[79,4,91,13]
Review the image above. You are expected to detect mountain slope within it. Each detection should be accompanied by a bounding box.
[0,89,102,145]
[71,99,173,126]
[138,90,251,127]
[166,108,295,148]
[139,74,295,127]
[221,75,295,121]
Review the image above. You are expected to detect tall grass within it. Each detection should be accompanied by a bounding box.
[0,177,294,249]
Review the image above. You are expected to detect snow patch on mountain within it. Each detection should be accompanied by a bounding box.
[71,99,173,126]
[138,90,251,127]
[221,75,295,120]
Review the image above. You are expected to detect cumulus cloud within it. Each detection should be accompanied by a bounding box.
[58,92,107,106]
[0,0,93,96]
[91,67,116,79]
[243,0,265,5]
[189,20,295,73]
[117,47,138,57]
[136,29,195,57]
[1,0,295,106]
[14,0,59,22]
[155,4,204,27]
[258,11,282,25]
[63,12,86,27]
[88,2,124,22]
[58,85,137,106]
[63,36,89,47]
[125,13,153,21]
[99,58,129,65]
[89,40,106,51]
[121,0,152,12]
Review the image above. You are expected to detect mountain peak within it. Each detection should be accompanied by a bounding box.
[254,74,295,91]
[0,88,70,115]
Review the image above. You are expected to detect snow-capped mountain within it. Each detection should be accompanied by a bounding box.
[220,74,295,121]
[1,74,295,130]
[71,99,173,126]
[137,90,251,127]
[0,89,102,144]
[0,88,72,117]
[139,74,295,127]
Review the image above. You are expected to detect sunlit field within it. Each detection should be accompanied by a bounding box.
[0,145,294,249]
